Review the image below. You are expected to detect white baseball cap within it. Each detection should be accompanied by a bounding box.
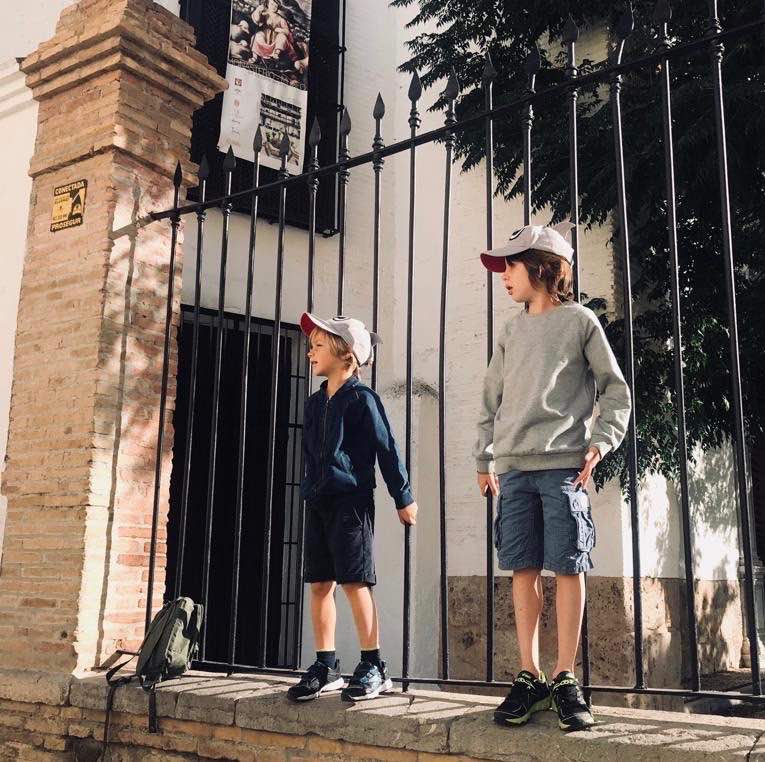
[300,312,381,367]
[480,221,575,272]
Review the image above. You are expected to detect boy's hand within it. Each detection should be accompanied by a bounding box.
[477,472,499,497]
[397,502,418,526]
[573,446,601,489]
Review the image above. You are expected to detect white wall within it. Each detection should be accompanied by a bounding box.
[0,0,180,62]
[0,60,36,562]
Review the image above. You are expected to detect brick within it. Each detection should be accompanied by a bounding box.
[239,728,304,750]
[305,735,343,754]
[43,736,70,752]
[211,724,243,742]
[67,723,95,739]
[0,714,26,729]
[159,718,213,738]
[342,744,418,762]
[198,738,286,761]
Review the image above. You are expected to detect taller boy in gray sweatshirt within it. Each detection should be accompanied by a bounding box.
[474,221,631,734]
[474,301,631,474]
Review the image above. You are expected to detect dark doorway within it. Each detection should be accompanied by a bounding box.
[165,306,306,668]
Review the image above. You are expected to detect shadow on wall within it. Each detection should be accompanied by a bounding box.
[687,442,744,540]
[413,383,439,680]
[90,170,184,665]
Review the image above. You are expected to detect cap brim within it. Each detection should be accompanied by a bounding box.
[300,312,335,338]
[480,251,508,273]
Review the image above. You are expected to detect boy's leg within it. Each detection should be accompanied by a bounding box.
[495,562,551,726]
[495,472,544,677]
[288,580,344,701]
[512,567,544,677]
[536,469,595,730]
[340,582,391,701]
[552,572,585,677]
[341,582,378,650]
[310,581,337,651]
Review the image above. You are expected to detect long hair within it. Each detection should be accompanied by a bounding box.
[508,249,574,305]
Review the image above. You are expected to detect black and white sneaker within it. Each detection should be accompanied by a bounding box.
[287,660,345,702]
[341,660,393,702]
[551,671,595,731]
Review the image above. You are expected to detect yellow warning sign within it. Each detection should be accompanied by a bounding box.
[51,179,87,232]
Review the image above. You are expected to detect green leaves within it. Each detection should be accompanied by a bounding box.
[396,0,765,485]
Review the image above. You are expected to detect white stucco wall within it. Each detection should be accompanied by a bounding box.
[0,60,36,563]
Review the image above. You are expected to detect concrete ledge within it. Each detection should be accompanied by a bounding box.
[2,668,765,760]
[69,671,765,760]
[0,668,73,705]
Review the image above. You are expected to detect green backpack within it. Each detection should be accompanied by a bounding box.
[103,597,203,751]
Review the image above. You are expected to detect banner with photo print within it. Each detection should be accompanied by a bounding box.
[218,0,312,172]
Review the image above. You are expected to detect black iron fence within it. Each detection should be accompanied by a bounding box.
[147,2,765,705]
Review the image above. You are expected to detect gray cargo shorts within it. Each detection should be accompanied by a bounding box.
[495,468,595,574]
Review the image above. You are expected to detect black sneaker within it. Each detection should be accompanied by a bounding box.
[287,660,345,702]
[494,670,551,726]
[340,660,393,702]
[550,671,595,731]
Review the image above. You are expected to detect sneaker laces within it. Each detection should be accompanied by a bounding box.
[349,660,377,686]
[300,660,328,686]
[506,672,539,708]
[552,677,586,715]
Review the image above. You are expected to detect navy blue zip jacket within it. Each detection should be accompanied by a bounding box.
[301,376,414,509]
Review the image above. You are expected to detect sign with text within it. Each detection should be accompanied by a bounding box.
[51,179,87,232]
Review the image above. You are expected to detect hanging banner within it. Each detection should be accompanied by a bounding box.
[219,0,312,173]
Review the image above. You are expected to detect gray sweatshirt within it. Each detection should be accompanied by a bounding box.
[475,301,632,474]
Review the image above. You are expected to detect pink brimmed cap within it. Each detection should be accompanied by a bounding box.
[300,312,381,367]
[480,221,575,272]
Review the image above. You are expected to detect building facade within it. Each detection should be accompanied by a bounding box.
[0,0,751,704]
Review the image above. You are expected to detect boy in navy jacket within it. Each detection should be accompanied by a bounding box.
[287,313,418,703]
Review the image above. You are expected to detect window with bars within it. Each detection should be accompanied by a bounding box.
[165,307,307,668]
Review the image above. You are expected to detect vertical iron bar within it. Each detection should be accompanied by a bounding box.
[653,0,700,692]
[294,118,322,667]
[522,46,540,225]
[145,161,182,631]
[228,130,263,669]
[609,11,645,689]
[283,349,301,667]
[372,94,385,392]
[482,52,496,683]
[200,148,236,658]
[174,157,208,600]
[564,18,582,302]
[259,134,291,668]
[707,0,760,693]
[402,71,422,692]
[438,71,459,680]
[337,108,352,315]
[564,15,591,702]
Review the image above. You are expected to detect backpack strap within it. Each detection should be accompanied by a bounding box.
[148,687,159,734]
[100,656,138,760]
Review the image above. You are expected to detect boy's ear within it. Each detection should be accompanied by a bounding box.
[552,220,575,241]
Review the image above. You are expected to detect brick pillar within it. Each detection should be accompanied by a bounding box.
[0,0,226,673]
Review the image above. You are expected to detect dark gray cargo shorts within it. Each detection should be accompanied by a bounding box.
[495,468,595,574]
